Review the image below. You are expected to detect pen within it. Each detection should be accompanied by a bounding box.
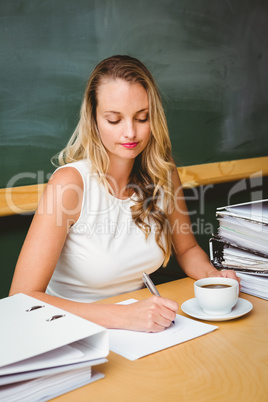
[142,272,175,324]
[142,272,160,296]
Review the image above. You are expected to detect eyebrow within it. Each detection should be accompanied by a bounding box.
[103,108,149,115]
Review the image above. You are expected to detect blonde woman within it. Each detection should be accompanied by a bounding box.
[10,55,239,332]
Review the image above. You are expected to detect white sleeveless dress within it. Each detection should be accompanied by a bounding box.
[46,159,165,302]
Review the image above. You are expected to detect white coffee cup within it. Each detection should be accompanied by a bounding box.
[194,277,239,315]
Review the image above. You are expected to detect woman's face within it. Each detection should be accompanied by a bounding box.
[96,78,151,166]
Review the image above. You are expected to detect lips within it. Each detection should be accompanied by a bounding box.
[120,142,139,149]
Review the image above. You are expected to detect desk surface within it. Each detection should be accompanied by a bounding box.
[52,278,268,402]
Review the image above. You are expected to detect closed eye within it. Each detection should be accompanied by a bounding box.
[136,116,149,123]
[107,120,121,125]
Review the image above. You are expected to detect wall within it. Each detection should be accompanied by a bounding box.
[1,0,268,188]
[1,0,268,297]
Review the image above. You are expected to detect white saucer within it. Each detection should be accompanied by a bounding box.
[181,298,253,321]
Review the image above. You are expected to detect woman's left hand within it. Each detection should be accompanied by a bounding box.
[208,268,241,289]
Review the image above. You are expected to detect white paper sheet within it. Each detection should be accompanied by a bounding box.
[108,299,218,360]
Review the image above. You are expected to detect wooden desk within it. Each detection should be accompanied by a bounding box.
[52,278,268,402]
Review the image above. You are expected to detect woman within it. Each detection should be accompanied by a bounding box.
[9,55,239,332]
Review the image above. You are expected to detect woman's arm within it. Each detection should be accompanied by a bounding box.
[9,167,83,297]
[168,166,239,282]
[9,167,177,332]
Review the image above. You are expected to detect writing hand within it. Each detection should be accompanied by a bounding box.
[122,296,178,333]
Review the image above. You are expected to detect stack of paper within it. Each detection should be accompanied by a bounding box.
[209,199,268,299]
[235,272,268,300]
[221,246,268,271]
[0,294,109,402]
[0,368,105,402]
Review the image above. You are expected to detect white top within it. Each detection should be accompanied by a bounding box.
[46,160,165,302]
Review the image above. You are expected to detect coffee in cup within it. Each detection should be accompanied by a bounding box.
[194,277,239,315]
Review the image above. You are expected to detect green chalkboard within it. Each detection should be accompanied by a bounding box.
[1,0,268,188]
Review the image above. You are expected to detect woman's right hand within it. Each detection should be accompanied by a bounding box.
[122,296,178,332]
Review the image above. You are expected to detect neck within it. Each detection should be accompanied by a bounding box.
[106,158,135,199]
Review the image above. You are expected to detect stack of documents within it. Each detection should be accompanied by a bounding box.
[235,272,268,300]
[0,294,109,402]
[209,199,268,300]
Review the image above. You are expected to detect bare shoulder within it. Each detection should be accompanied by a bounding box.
[38,166,84,223]
[49,165,84,189]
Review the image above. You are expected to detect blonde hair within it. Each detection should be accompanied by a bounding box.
[53,55,175,266]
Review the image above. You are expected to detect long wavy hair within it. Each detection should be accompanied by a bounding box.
[53,55,175,266]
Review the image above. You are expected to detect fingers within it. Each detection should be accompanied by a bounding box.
[142,296,178,333]
[221,269,241,284]
[213,269,241,291]
[125,296,178,333]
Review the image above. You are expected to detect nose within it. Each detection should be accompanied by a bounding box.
[123,120,136,139]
